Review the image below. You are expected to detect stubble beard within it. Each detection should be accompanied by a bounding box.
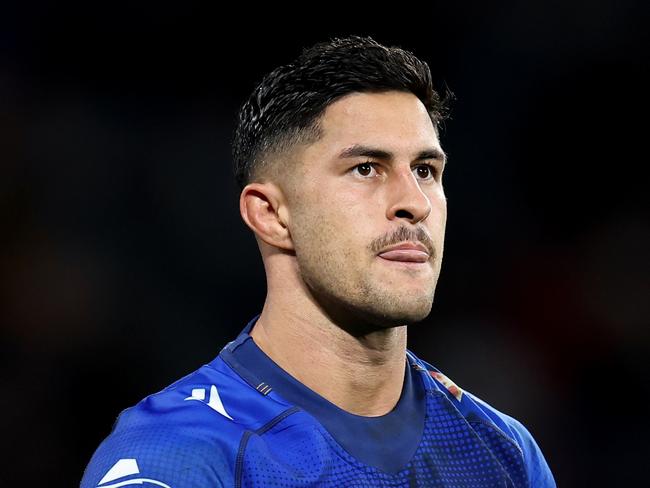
[295,244,438,335]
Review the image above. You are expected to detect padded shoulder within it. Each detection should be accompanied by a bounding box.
[499,412,557,487]
[408,350,557,487]
[81,357,295,488]
[80,401,237,488]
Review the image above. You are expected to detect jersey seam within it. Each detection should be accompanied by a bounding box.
[467,417,525,457]
[235,431,252,488]
[255,406,301,435]
[426,388,525,457]
[234,407,302,488]
[467,418,529,487]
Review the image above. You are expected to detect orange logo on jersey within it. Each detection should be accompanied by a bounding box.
[429,371,463,402]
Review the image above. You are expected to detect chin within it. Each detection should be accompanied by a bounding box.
[314,288,434,335]
[393,305,432,324]
[363,297,434,327]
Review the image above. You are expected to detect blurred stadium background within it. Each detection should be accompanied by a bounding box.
[1,1,648,486]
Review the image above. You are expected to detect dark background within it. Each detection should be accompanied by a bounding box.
[1,1,648,486]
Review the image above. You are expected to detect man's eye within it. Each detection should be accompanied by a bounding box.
[354,162,377,177]
[414,164,436,180]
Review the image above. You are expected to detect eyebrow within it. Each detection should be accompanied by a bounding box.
[337,144,447,165]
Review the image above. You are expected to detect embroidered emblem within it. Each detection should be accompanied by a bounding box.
[429,370,464,401]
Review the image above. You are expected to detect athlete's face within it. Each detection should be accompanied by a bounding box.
[285,91,447,328]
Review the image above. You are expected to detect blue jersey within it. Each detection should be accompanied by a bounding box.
[81,314,556,487]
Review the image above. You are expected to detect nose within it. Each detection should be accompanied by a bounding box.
[385,166,432,224]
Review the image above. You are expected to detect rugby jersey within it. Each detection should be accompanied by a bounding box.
[81,314,556,487]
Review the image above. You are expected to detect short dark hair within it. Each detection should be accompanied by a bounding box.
[231,35,451,190]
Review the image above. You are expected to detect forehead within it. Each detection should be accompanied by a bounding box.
[312,91,441,157]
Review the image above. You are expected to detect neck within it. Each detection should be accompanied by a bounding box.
[250,294,407,417]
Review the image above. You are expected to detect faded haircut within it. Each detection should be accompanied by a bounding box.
[231,35,451,190]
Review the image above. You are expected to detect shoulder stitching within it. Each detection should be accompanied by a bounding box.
[468,417,524,457]
[234,406,301,488]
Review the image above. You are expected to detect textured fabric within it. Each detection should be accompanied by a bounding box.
[81,315,556,487]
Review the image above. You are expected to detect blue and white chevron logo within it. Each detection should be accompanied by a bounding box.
[96,459,171,488]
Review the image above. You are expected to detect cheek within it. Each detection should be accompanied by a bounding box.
[291,203,370,269]
[289,204,337,257]
[296,182,369,231]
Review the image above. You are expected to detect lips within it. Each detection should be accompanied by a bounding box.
[377,243,430,263]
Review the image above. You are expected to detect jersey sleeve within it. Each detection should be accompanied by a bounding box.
[80,413,236,488]
[503,415,557,488]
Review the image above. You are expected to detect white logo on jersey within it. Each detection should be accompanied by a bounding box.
[184,384,233,420]
[97,458,172,488]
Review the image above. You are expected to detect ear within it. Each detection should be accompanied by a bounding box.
[239,182,294,251]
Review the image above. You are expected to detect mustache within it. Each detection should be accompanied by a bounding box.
[369,225,436,258]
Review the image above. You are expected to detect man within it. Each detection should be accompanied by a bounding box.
[81,35,556,487]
